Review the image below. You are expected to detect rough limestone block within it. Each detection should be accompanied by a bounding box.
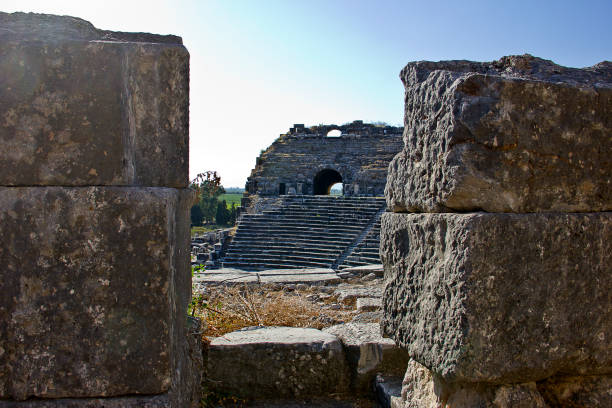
[0,187,192,400]
[396,360,548,408]
[324,323,409,393]
[386,55,612,213]
[207,326,349,399]
[0,12,189,187]
[380,212,612,384]
[334,286,383,305]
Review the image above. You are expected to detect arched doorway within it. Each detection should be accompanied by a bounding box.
[313,169,342,195]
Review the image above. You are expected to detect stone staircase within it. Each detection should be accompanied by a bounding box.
[222,196,386,271]
[337,217,382,269]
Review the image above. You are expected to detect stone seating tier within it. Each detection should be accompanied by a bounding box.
[221,196,386,270]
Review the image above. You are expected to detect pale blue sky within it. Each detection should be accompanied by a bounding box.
[4,1,611,186]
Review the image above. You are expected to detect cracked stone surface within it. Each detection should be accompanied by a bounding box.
[385,54,612,213]
[381,212,612,384]
[0,187,192,400]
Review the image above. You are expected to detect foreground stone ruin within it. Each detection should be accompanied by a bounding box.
[0,13,199,407]
[3,11,611,408]
[381,55,612,407]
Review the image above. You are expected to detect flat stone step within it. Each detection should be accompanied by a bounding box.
[223,254,336,264]
[224,248,342,258]
[227,243,347,252]
[222,258,333,268]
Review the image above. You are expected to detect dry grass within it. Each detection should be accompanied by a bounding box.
[191,284,357,338]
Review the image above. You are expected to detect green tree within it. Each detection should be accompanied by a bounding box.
[215,200,230,225]
[191,171,223,224]
[228,202,238,225]
[190,205,204,226]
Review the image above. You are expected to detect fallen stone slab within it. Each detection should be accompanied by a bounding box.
[0,187,192,400]
[381,212,612,384]
[339,264,384,277]
[194,267,341,285]
[334,286,383,305]
[351,312,382,324]
[0,12,189,188]
[386,55,612,213]
[324,323,409,393]
[356,298,382,312]
[207,326,349,400]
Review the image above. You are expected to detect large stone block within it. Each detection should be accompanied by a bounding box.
[0,187,192,400]
[380,212,612,384]
[0,12,189,187]
[207,326,349,399]
[386,55,612,213]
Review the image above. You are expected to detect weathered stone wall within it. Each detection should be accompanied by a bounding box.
[245,120,403,197]
[381,55,612,407]
[0,13,198,407]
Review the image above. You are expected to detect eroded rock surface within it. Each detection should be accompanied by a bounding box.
[0,187,192,400]
[395,359,549,408]
[386,55,612,213]
[381,211,612,384]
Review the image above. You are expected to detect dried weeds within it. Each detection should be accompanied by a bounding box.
[191,284,358,338]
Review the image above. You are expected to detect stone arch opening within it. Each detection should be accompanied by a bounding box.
[326,129,342,137]
[330,182,342,195]
[313,169,342,195]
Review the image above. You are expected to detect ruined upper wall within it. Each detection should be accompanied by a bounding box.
[245,121,403,197]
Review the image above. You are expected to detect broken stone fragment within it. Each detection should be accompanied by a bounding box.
[380,211,612,384]
[0,12,189,188]
[396,359,549,408]
[324,322,409,393]
[0,187,192,400]
[386,54,612,213]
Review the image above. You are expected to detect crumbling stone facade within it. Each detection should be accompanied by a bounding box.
[245,121,403,198]
[381,55,612,407]
[0,13,199,407]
